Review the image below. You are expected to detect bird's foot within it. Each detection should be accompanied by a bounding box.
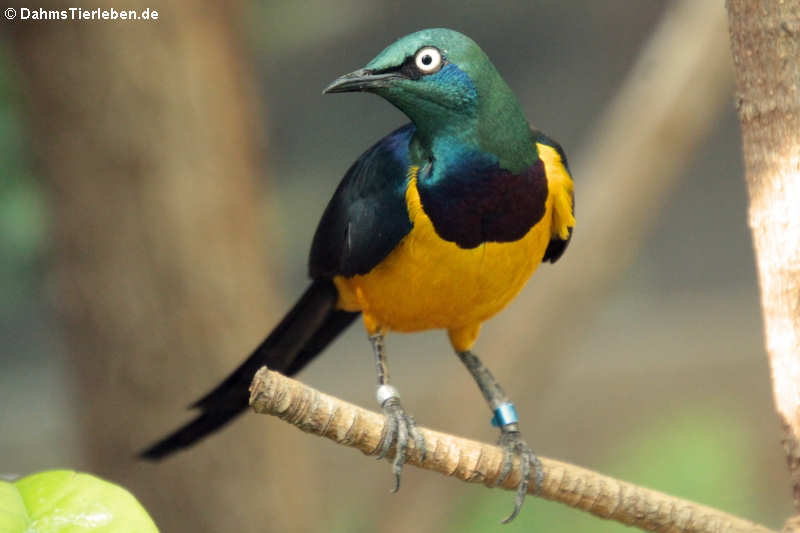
[375,393,425,492]
[496,426,542,523]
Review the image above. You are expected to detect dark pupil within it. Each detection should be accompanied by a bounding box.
[421,54,432,66]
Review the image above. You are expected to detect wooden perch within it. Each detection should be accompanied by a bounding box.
[249,367,774,533]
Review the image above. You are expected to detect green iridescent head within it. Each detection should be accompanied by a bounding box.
[325,28,534,169]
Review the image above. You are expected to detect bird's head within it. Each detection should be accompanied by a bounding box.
[324,28,530,159]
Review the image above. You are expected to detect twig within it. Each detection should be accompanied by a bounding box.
[250,367,774,533]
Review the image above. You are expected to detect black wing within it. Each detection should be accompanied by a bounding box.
[309,123,416,278]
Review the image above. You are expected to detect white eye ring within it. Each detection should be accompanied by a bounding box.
[415,47,442,74]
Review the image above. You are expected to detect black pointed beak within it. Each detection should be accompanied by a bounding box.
[323,68,403,94]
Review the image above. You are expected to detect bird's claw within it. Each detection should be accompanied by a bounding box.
[497,428,542,524]
[376,397,425,492]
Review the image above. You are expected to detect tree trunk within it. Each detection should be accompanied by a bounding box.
[727,0,800,519]
[8,1,321,531]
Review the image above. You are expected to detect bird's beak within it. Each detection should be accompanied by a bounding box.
[323,68,403,94]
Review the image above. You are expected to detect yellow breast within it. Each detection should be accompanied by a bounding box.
[334,143,574,351]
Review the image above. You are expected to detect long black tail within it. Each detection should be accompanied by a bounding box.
[140,279,359,460]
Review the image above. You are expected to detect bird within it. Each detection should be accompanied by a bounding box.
[141,28,575,523]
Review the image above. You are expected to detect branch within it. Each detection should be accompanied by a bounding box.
[249,367,774,533]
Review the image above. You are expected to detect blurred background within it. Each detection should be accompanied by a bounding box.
[0,0,792,531]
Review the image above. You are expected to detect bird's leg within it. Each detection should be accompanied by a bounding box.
[370,332,425,492]
[456,350,542,523]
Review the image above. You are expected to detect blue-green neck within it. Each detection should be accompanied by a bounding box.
[399,65,537,173]
[409,115,536,176]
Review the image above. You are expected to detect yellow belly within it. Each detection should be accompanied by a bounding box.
[334,169,554,349]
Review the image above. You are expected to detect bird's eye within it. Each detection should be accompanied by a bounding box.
[414,47,443,74]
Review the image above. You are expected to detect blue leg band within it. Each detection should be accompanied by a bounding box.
[491,403,519,427]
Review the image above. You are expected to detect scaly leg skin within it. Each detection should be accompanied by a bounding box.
[370,333,426,492]
[457,350,543,523]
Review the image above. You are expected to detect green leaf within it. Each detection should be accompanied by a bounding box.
[0,470,158,533]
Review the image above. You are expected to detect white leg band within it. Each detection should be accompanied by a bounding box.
[376,384,400,406]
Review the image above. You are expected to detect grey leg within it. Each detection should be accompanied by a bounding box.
[457,350,542,523]
[370,333,425,492]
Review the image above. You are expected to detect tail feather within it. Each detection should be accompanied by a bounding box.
[190,280,339,410]
[140,279,357,460]
[285,310,359,376]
